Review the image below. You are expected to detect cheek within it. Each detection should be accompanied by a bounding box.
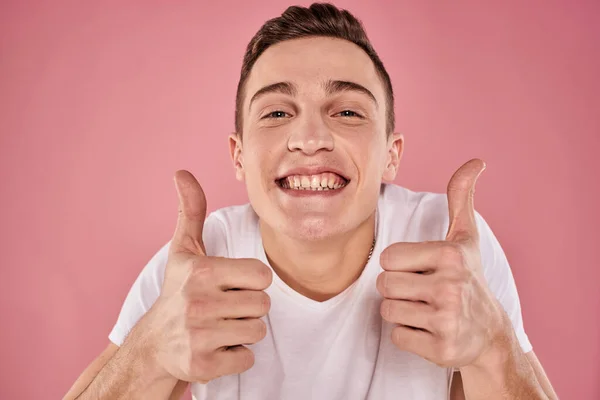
[242,153,262,182]
[240,140,274,183]
[352,135,388,174]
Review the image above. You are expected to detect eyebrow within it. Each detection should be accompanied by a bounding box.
[249,82,297,110]
[248,79,378,110]
[323,79,378,107]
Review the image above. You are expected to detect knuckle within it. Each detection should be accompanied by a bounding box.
[191,258,215,281]
[250,319,267,342]
[248,259,272,287]
[257,263,273,287]
[380,299,393,320]
[258,320,268,340]
[379,246,393,269]
[440,243,466,268]
[383,273,396,298]
[241,348,256,371]
[259,292,271,315]
[375,273,386,296]
[186,298,213,322]
[240,291,270,316]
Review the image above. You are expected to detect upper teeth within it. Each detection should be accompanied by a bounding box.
[281,172,347,190]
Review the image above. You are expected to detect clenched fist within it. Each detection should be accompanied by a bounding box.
[140,170,273,383]
[377,159,508,368]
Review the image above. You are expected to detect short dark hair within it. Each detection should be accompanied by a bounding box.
[234,3,395,136]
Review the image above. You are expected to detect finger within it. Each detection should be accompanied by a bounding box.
[211,257,273,291]
[186,290,271,324]
[220,290,271,319]
[376,271,433,303]
[391,325,438,364]
[172,170,207,256]
[212,345,255,377]
[445,158,486,243]
[380,241,441,272]
[210,318,267,349]
[381,299,434,332]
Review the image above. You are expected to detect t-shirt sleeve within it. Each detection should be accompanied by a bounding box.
[475,212,533,354]
[108,213,229,346]
[107,241,169,346]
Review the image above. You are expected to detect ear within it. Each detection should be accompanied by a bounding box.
[228,133,245,182]
[382,133,404,182]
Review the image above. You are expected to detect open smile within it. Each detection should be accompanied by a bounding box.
[276,172,350,192]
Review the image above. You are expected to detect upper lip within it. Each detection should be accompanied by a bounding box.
[276,166,350,182]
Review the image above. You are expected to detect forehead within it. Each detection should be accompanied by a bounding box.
[244,36,385,106]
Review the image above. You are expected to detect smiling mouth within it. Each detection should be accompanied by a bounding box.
[276,172,349,191]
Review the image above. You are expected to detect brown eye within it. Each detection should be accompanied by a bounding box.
[266,111,288,119]
[338,110,363,118]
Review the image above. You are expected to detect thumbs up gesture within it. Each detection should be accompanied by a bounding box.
[144,171,273,383]
[376,159,509,368]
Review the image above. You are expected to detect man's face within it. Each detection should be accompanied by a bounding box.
[230,36,403,241]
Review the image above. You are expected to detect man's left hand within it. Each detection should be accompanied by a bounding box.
[376,159,512,368]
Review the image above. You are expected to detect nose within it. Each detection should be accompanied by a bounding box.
[287,117,334,155]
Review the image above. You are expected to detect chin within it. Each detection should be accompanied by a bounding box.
[279,213,349,241]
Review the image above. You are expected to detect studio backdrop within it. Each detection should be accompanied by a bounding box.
[0,1,598,399]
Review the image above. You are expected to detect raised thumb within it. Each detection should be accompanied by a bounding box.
[171,170,207,255]
[445,158,486,243]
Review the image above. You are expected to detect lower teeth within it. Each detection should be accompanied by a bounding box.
[283,184,345,190]
[277,179,348,190]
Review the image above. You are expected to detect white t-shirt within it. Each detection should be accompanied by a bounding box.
[109,183,532,400]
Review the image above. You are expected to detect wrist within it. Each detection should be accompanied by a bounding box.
[458,312,546,400]
[121,307,174,384]
[77,329,179,400]
[105,331,177,399]
[466,310,518,372]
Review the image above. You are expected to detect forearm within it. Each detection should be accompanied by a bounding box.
[459,329,548,399]
[75,333,178,399]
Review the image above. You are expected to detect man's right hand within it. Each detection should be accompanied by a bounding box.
[138,170,272,384]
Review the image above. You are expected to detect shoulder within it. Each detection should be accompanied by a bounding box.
[379,183,451,242]
[378,183,496,247]
[207,203,258,235]
[379,184,509,280]
[143,203,256,265]
[203,203,258,257]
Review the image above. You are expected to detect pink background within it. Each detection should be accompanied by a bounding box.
[1,1,598,399]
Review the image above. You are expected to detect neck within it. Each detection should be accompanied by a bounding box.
[260,212,376,302]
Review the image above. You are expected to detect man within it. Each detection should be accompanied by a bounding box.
[65,3,557,399]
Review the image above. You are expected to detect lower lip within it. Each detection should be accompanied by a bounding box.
[276,183,349,197]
